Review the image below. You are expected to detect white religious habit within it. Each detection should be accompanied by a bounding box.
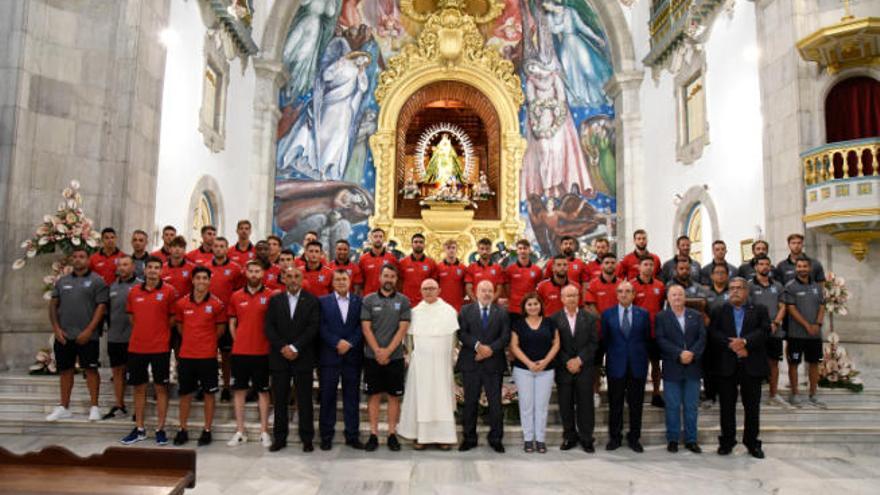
[398,297,459,444]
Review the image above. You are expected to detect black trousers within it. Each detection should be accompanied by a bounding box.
[557,368,595,444]
[271,367,314,444]
[718,362,762,449]
[461,369,503,444]
[607,372,646,443]
[702,347,718,401]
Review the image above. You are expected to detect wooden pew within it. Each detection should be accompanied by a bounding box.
[0,445,196,494]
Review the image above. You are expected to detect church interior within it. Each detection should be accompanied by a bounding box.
[0,0,878,493]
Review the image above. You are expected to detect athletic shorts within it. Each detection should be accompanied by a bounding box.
[786,338,823,364]
[54,339,99,372]
[766,337,784,361]
[363,358,405,396]
[230,354,270,392]
[107,341,129,368]
[126,352,171,386]
[177,358,220,395]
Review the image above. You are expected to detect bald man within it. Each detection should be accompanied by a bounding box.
[457,280,510,453]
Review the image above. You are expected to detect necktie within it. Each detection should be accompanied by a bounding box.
[621,307,631,339]
[481,306,489,329]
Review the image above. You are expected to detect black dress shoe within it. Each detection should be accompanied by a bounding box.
[345,439,365,450]
[302,441,314,452]
[748,447,765,459]
[458,441,476,452]
[197,429,212,446]
[365,434,379,452]
[581,441,595,453]
[605,440,621,451]
[320,440,332,451]
[651,394,666,408]
[560,439,579,451]
[628,441,644,453]
[387,434,401,451]
[685,442,702,454]
[173,429,189,446]
[489,441,505,453]
[717,445,733,456]
[269,440,287,452]
[667,441,679,453]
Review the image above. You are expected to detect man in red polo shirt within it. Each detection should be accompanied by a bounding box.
[465,238,504,301]
[435,239,466,311]
[227,260,277,447]
[228,220,256,267]
[585,238,612,281]
[296,231,328,267]
[616,230,661,281]
[543,236,589,297]
[329,239,363,295]
[358,228,398,295]
[632,255,667,408]
[172,266,227,447]
[151,225,177,263]
[505,239,543,319]
[120,256,178,446]
[399,233,436,306]
[208,237,245,402]
[301,241,334,297]
[266,235,283,266]
[256,240,283,291]
[537,255,580,316]
[161,236,195,298]
[186,225,216,266]
[585,252,620,405]
[279,249,296,270]
[90,227,126,285]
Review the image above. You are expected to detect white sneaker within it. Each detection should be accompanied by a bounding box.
[769,395,791,409]
[808,395,827,409]
[593,393,601,407]
[88,406,101,422]
[227,431,247,447]
[46,405,73,422]
[260,431,273,448]
[789,394,804,408]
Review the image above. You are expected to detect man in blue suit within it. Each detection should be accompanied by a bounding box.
[656,285,706,454]
[318,269,365,450]
[601,280,650,452]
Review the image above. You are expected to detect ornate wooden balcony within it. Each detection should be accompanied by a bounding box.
[802,137,880,261]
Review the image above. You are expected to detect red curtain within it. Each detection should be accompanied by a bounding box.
[825,76,880,143]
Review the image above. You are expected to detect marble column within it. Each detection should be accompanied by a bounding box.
[248,58,287,240]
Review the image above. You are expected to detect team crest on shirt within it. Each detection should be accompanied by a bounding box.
[457,269,462,276]
[110,291,118,297]
[422,265,429,272]
[490,269,496,275]
[811,287,819,295]
[224,269,231,276]
[770,286,778,293]
[530,271,537,278]
[260,297,267,304]
[394,302,401,310]
[156,293,164,301]
[84,280,92,288]
[318,275,325,282]
[653,288,660,295]
[183,271,190,277]
[205,305,213,313]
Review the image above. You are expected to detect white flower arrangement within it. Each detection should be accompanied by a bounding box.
[11,180,101,299]
[822,272,849,316]
[28,336,57,375]
[818,273,862,392]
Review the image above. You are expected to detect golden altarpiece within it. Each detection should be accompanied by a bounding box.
[368,0,527,259]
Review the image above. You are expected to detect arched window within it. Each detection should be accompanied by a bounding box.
[685,202,704,264]
[191,192,216,246]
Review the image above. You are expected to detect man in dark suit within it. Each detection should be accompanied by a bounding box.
[709,276,770,459]
[318,269,364,451]
[552,285,599,453]
[656,285,706,454]
[264,267,320,452]
[457,280,510,453]
[601,280,650,453]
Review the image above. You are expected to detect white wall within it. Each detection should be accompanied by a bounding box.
[631,3,765,264]
[153,0,261,245]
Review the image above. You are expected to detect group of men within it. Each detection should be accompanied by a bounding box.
[46,220,828,457]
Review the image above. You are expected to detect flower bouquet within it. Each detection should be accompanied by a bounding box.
[11,180,101,300]
[818,272,862,392]
[28,337,57,375]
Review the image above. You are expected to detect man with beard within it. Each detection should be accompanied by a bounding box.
[504,239,543,321]
[328,239,363,295]
[617,230,661,281]
[748,255,788,407]
[585,238,613,281]
[584,252,621,406]
[699,240,738,285]
[208,237,245,402]
[130,230,150,279]
[783,258,826,408]
[543,236,589,298]
[358,228,399,295]
[301,241,334,297]
[435,239,466,311]
[228,220,256,267]
[160,236,195,298]
[660,236,701,283]
[266,235,283,266]
[90,227,126,286]
[632,256,666,409]
[465,238,505,302]
[361,265,411,452]
[151,225,177,263]
[776,234,825,285]
[738,240,769,281]
[399,233,436,306]
[186,226,216,266]
[255,240,283,291]
[537,255,580,316]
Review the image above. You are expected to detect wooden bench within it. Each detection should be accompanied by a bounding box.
[0,445,196,494]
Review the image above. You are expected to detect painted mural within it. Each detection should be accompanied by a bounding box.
[274,0,616,257]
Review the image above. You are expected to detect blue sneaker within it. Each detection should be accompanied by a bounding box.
[155,429,169,446]
[120,427,146,445]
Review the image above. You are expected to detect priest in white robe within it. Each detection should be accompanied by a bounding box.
[398,278,459,449]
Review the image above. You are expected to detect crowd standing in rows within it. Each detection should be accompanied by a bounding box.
[47,221,828,458]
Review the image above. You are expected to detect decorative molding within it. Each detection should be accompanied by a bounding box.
[674,46,709,164]
[198,30,230,153]
[186,175,225,246]
[671,185,720,252]
[199,0,259,70]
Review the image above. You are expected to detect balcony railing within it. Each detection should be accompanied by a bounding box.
[802,137,879,185]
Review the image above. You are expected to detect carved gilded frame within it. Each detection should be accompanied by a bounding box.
[368,2,527,258]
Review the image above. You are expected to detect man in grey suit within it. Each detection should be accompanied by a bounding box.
[551,285,599,453]
[457,280,510,453]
